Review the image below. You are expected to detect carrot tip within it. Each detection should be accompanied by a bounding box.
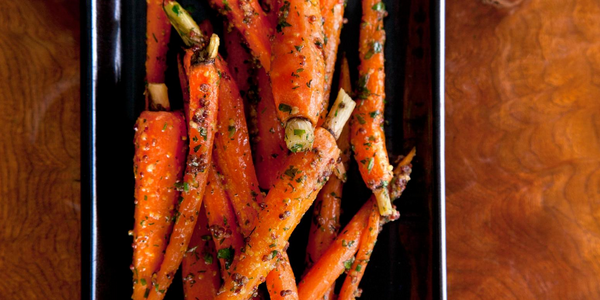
[285,118,315,152]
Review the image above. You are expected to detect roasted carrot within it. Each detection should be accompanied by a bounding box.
[297,198,373,300]
[270,0,326,152]
[147,4,221,299]
[208,0,272,71]
[145,0,173,110]
[298,150,414,300]
[254,66,288,189]
[213,92,355,300]
[266,251,299,300]
[350,0,393,216]
[212,56,263,235]
[182,205,221,300]
[131,111,188,300]
[259,0,278,25]
[337,204,380,300]
[203,163,245,279]
[316,0,347,126]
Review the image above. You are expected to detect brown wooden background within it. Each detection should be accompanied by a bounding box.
[0,0,599,298]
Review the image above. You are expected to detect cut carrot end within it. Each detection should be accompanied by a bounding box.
[373,187,393,216]
[147,83,170,111]
[285,118,315,152]
[323,88,356,140]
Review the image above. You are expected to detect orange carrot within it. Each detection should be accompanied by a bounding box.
[337,204,380,300]
[131,111,188,300]
[146,0,171,84]
[148,4,221,298]
[254,67,288,189]
[203,164,245,279]
[350,0,393,216]
[208,0,272,71]
[297,199,373,300]
[316,0,347,126]
[270,0,326,152]
[214,128,340,300]
[213,56,263,235]
[266,251,299,300]
[259,0,278,25]
[182,206,221,300]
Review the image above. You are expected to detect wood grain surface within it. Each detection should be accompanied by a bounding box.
[446,0,600,298]
[0,0,80,299]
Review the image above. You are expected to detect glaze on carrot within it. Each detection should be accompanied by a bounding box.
[209,0,272,71]
[213,56,263,235]
[146,0,171,84]
[148,4,221,299]
[182,206,221,300]
[203,164,245,279]
[131,111,188,300]
[350,0,394,216]
[254,67,288,189]
[214,128,340,300]
[266,251,299,300]
[270,0,326,152]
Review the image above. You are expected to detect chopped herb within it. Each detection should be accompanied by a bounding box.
[356,115,366,125]
[369,111,380,118]
[199,128,207,140]
[269,243,277,248]
[277,1,292,32]
[367,157,374,172]
[203,253,213,264]
[307,79,313,88]
[356,264,362,272]
[222,0,232,11]
[284,165,299,180]
[228,125,236,138]
[293,129,305,136]
[278,103,292,113]
[344,257,355,270]
[296,68,304,73]
[372,2,386,11]
[162,123,168,131]
[290,144,303,153]
[140,278,147,286]
[295,45,304,52]
[193,145,200,152]
[172,4,181,15]
[357,74,371,99]
[365,41,383,59]
[270,250,279,259]
[152,33,158,43]
[183,182,190,193]
[217,246,234,260]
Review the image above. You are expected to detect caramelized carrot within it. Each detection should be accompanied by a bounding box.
[297,199,373,300]
[214,128,340,300]
[203,164,245,279]
[148,4,221,299]
[223,27,253,102]
[316,0,347,126]
[338,204,380,300]
[213,56,263,235]
[266,251,299,300]
[131,111,188,300]
[350,0,393,216]
[146,0,171,84]
[254,67,288,189]
[182,206,221,300]
[270,0,326,152]
[259,0,278,25]
[208,0,272,71]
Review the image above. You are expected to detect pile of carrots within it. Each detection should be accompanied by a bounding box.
[130,0,415,299]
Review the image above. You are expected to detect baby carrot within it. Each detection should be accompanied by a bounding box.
[208,0,272,71]
[254,67,288,190]
[270,0,326,152]
[350,0,394,216]
[213,56,263,235]
[182,205,221,300]
[148,4,221,299]
[146,0,171,84]
[203,164,245,279]
[131,111,188,300]
[266,251,299,300]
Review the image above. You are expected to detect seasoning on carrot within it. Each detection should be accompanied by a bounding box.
[182,205,221,300]
[208,0,272,71]
[266,251,299,300]
[131,111,188,300]
[145,0,172,110]
[213,89,355,300]
[298,149,415,300]
[270,0,326,152]
[254,67,288,190]
[350,0,394,216]
[147,3,221,299]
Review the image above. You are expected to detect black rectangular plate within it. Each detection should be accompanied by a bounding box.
[83,0,446,298]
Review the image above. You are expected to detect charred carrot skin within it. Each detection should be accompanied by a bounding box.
[132,111,188,300]
[254,67,288,189]
[297,199,374,300]
[350,0,392,209]
[214,128,340,300]
[213,56,263,234]
[270,0,326,127]
[147,49,220,300]
[209,0,272,71]
[338,204,381,300]
[266,251,299,300]
[182,206,221,300]
[316,0,347,126]
[146,0,171,84]
[203,164,245,279]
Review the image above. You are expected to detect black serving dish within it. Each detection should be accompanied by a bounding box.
[83,0,446,298]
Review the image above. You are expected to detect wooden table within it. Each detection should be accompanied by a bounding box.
[1,0,599,298]
[446,0,600,298]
